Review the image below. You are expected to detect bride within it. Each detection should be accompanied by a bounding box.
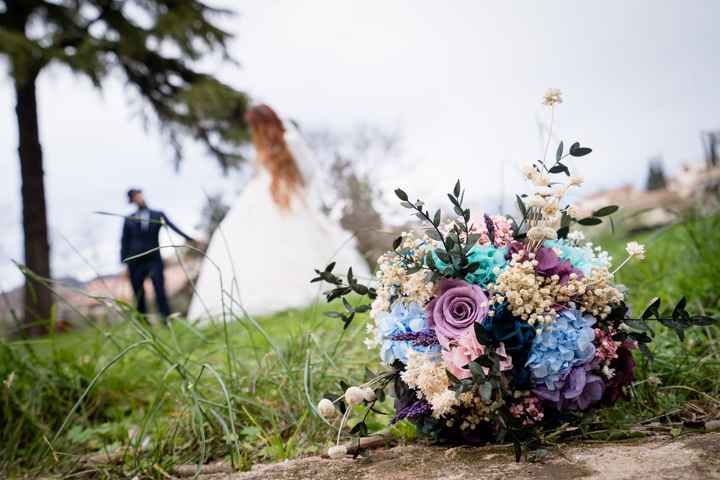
[188,104,371,321]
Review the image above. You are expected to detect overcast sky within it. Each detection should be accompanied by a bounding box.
[1,0,719,289]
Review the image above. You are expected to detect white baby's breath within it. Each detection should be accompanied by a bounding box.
[625,241,646,260]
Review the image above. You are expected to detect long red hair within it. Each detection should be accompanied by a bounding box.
[245,104,305,210]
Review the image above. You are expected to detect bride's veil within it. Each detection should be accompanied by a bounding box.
[282,120,317,187]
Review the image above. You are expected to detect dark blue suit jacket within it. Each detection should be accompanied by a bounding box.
[121,208,193,264]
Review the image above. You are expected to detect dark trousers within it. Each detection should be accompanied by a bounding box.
[128,258,171,319]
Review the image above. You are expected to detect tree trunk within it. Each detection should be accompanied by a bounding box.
[15,71,52,335]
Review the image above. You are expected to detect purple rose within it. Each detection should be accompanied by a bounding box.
[603,346,636,404]
[535,247,583,284]
[426,279,489,346]
[534,361,605,411]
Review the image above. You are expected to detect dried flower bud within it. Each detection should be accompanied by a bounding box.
[328,445,347,459]
[317,398,338,418]
[362,387,376,402]
[345,386,365,406]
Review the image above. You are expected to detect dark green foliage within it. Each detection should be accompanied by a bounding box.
[311,263,376,329]
[0,0,251,169]
[393,181,482,280]
[1,0,251,330]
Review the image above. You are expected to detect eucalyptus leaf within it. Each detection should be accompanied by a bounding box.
[672,296,687,321]
[577,217,602,226]
[571,147,592,157]
[556,141,564,162]
[516,195,527,218]
[642,297,661,321]
[425,229,443,241]
[624,319,653,333]
[469,362,487,381]
[549,164,569,175]
[592,205,619,217]
[433,209,441,227]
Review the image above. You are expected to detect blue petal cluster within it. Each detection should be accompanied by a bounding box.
[378,302,439,364]
[544,240,603,276]
[432,244,508,287]
[525,308,596,390]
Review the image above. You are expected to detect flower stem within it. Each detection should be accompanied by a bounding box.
[542,106,555,169]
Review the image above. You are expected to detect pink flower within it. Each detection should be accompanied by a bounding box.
[594,327,619,362]
[473,215,514,247]
[511,396,545,426]
[443,330,513,380]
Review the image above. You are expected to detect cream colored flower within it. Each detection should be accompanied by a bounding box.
[431,390,459,418]
[535,186,554,197]
[552,184,567,198]
[318,398,338,419]
[527,195,546,209]
[625,241,646,260]
[526,226,547,242]
[542,88,563,106]
[328,445,347,459]
[569,175,584,187]
[532,174,551,187]
[542,226,558,241]
[542,200,560,218]
[520,163,535,180]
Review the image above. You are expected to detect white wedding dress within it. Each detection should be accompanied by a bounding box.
[187,123,371,323]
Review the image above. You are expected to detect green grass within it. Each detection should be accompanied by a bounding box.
[1,213,719,478]
[584,212,720,440]
[1,298,382,478]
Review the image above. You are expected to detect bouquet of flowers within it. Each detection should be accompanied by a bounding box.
[311,90,715,460]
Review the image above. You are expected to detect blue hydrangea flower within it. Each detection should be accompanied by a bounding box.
[431,244,508,287]
[377,302,439,365]
[525,308,596,390]
[544,240,603,276]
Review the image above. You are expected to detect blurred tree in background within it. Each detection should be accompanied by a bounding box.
[645,156,667,191]
[196,192,230,241]
[0,0,250,335]
[308,126,404,269]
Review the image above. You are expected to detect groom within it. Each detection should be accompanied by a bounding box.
[121,188,196,322]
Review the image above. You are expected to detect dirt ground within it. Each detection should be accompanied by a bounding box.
[200,433,720,480]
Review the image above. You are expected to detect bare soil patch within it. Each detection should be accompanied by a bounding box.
[198,433,720,480]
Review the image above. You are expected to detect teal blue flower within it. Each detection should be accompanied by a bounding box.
[431,244,507,286]
[544,240,602,276]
